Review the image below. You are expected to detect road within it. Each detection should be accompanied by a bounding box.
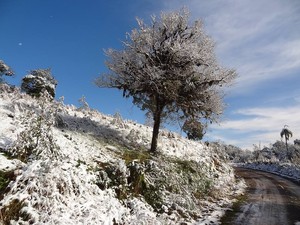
[223,167,300,225]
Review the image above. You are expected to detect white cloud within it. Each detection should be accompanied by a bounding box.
[157,1,300,148]
[209,104,300,149]
[161,0,300,94]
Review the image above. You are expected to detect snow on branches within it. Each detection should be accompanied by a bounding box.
[96,8,237,152]
[8,92,62,161]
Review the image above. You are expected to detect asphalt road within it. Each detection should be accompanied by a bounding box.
[224,167,300,225]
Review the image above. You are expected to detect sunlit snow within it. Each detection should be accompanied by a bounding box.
[0,84,244,224]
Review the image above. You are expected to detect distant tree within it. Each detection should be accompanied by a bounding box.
[78,95,90,111]
[96,9,237,152]
[0,60,14,83]
[280,125,293,153]
[294,139,300,146]
[182,118,205,140]
[21,68,57,99]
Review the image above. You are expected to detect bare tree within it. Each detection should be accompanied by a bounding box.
[96,9,237,152]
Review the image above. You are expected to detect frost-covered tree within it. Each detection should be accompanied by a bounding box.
[96,9,237,152]
[78,95,90,111]
[0,60,14,83]
[21,68,57,99]
[280,125,293,153]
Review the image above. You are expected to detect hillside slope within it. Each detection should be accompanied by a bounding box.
[0,84,244,225]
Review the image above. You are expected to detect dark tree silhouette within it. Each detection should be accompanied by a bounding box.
[21,69,57,99]
[182,118,205,140]
[280,125,293,153]
[0,60,14,83]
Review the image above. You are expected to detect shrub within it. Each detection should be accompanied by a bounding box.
[0,60,14,83]
[0,170,15,200]
[8,92,61,162]
[21,68,57,99]
[182,119,205,140]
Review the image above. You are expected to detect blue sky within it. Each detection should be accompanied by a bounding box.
[1,0,300,149]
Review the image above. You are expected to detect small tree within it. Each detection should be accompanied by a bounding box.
[280,125,293,153]
[96,9,237,152]
[0,60,14,83]
[78,95,90,111]
[9,92,61,162]
[21,68,57,99]
[182,118,205,140]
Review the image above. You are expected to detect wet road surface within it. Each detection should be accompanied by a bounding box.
[223,167,300,225]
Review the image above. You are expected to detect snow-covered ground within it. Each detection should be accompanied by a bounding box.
[238,162,300,182]
[0,84,244,225]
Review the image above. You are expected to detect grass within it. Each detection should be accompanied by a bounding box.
[219,194,247,225]
[0,170,15,201]
[121,148,152,165]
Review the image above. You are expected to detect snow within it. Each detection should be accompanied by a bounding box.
[0,84,243,224]
[238,162,300,182]
[0,154,22,171]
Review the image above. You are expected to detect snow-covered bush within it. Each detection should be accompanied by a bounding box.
[0,60,14,83]
[77,95,89,111]
[95,150,219,221]
[238,140,300,181]
[1,160,127,225]
[21,69,57,99]
[8,92,61,161]
[111,112,128,129]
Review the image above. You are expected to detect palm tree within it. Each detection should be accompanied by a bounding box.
[280,125,293,152]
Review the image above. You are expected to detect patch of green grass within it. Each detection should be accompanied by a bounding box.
[0,150,15,160]
[127,162,163,210]
[192,179,213,199]
[0,170,15,200]
[121,149,152,165]
[75,159,86,168]
[220,194,247,225]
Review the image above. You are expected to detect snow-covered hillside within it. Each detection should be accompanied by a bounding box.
[0,84,244,225]
[219,140,300,182]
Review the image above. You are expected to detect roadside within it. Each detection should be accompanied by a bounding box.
[221,167,300,225]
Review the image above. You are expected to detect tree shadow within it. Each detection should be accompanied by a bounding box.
[55,113,144,150]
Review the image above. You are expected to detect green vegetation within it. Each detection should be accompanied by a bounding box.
[121,148,152,165]
[220,194,247,225]
[95,148,215,218]
[0,170,15,200]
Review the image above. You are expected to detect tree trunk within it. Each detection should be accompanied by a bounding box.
[150,102,163,153]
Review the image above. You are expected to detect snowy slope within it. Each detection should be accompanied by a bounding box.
[0,84,244,225]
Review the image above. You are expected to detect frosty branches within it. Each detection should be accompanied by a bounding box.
[0,60,14,83]
[21,68,58,99]
[9,92,61,161]
[96,8,237,152]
